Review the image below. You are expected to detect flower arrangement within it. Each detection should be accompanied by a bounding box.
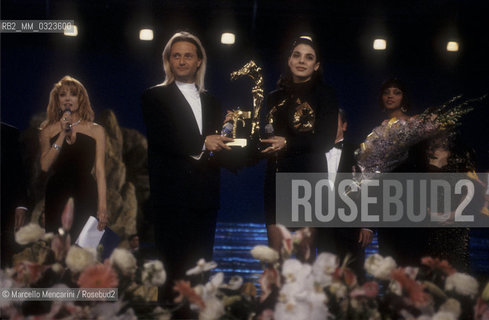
[0,198,171,319]
[169,225,489,320]
[3,197,489,319]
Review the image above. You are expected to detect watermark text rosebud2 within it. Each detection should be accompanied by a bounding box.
[276,172,489,228]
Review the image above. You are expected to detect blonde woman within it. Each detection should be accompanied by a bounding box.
[40,75,107,239]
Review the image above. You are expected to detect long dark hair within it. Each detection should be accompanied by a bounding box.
[277,36,323,90]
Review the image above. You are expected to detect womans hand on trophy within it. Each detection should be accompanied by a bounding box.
[260,136,287,154]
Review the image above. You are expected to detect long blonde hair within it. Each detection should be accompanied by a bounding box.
[40,75,94,129]
[161,31,207,92]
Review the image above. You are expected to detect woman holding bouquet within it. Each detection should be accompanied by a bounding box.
[375,78,430,266]
[260,36,339,258]
[39,76,108,240]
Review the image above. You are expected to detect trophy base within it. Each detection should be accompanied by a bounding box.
[226,138,247,148]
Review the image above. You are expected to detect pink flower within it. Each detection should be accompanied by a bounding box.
[51,234,71,262]
[421,257,456,276]
[272,225,293,256]
[258,309,274,320]
[350,281,379,299]
[173,280,205,309]
[391,268,431,307]
[14,261,45,285]
[294,228,312,261]
[77,261,119,288]
[61,197,74,232]
[333,267,357,288]
[475,298,489,320]
[259,267,281,302]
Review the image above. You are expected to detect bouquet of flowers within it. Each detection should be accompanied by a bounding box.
[355,95,485,176]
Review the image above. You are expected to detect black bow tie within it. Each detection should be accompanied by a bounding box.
[334,141,344,149]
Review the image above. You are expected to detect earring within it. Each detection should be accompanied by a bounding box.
[401,105,408,113]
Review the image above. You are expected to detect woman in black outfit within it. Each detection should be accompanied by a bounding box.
[39,76,108,239]
[261,36,339,254]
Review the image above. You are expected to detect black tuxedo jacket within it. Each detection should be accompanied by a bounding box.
[336,140,357,174]
[141,83,222,214]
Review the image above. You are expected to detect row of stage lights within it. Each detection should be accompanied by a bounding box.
[63,26,460,52]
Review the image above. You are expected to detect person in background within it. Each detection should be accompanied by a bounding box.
[375,78,429,266]
[317,109,373,278]
[1,122,31,267]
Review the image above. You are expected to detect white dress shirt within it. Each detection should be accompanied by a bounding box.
[175,81,202,134]
[325,139,373,235]
[325,139,343,184]
[175,81,205,159]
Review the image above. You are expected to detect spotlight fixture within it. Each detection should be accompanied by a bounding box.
[63,25,78,37]
[373,39,386,50]
[221,32,235,45]
[299,35,313,41]
[446,41,459,52]
[139,29,154,41]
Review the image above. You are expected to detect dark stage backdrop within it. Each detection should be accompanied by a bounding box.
[2,0,488,222]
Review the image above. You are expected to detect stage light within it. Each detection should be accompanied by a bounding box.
[139,29,153,41]
[299,35,313,41]
[221,32,235,45]
[64,25,78,37]
[446,41,459,52]
[373,39,386,50]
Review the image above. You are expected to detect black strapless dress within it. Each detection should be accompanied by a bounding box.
[44,132,98,240]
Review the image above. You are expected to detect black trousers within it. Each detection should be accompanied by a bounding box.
[153,206,218,303]
[317,228,366,281]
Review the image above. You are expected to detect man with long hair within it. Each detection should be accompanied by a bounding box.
[141,31,231,304]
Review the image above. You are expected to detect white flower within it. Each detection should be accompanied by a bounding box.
[282,259,311,284]
[389,280,402,296]
[65,246,96,274]
[109,248,137,276]
[43,232,54,241]
[313,253,338,275]
[274,299,311,320]
[307,288,327,304]
[15,223,45,245]
[186,258,217,276]
[204,272,224,296]
[445,272,479,297]
[281,282,308,301]
[439,298,461,318]
[311,254,335,288]
[251,245,279,264]
[142,260,166,286]
[152,306,171,320]
[199,297,225,320]
[0,270,16,308]
[51,263,64,274]
[329,282,348,300]
[433,311,456,320]
[310,299,330,320]
[364,253,397,280]
[225,275,243,290]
